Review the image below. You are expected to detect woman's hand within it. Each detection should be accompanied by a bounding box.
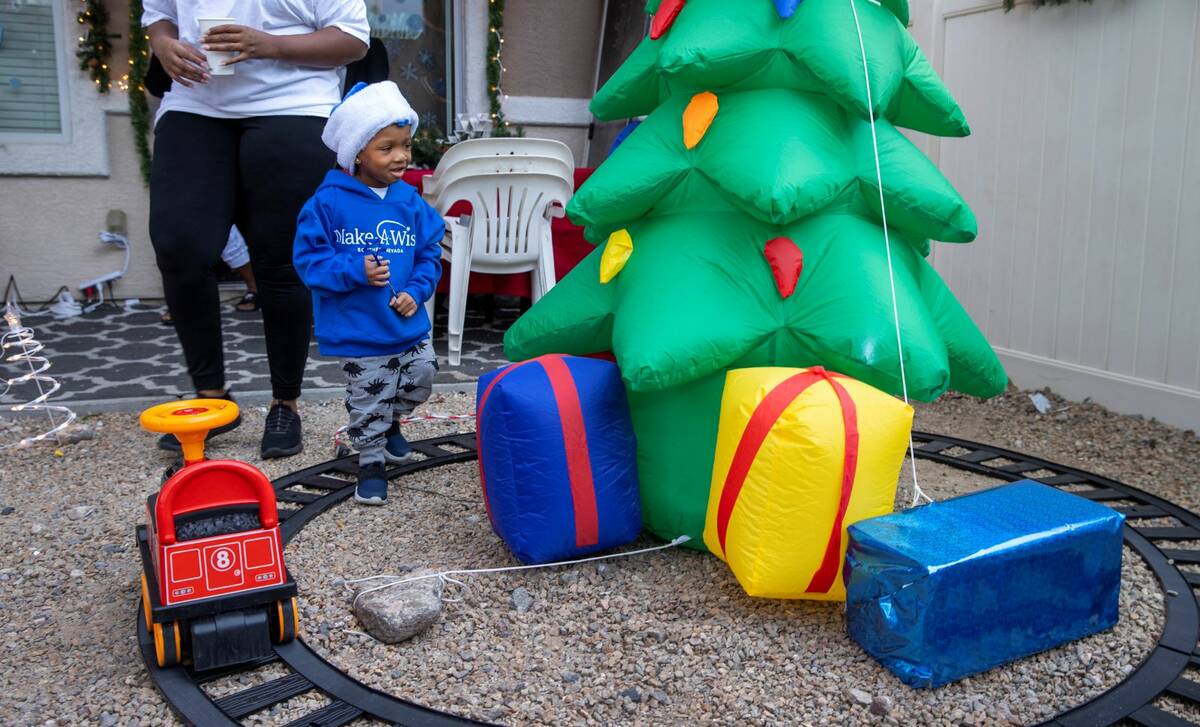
[202,24,282,67]
[152,36,209,87]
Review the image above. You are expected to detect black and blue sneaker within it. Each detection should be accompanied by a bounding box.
[354,462,388,505]
[383,421,417,465]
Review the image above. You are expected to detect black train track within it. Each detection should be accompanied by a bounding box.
[136,431,1200,726]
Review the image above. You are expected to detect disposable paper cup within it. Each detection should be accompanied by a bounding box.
[197,17,236,76]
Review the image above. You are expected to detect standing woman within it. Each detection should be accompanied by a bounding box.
[144,1,368,458]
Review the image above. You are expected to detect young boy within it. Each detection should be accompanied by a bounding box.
[294,81,443,505]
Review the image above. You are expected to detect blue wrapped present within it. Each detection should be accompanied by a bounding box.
[476,354,641,564]
[845,480,1124,688]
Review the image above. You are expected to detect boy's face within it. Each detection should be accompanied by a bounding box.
[354,123,413,188]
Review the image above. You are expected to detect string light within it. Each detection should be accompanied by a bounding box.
[76,0,116,93]
[128,0,152,184]
[1,304,77,449]
[486,0,515,135]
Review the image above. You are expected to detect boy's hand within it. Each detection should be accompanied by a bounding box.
[390,292,418,317]
[365,256,390,286]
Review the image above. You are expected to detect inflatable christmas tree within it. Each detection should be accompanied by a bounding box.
[504,0,1006,548]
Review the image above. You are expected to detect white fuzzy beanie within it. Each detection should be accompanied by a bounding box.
[322,81,420,171]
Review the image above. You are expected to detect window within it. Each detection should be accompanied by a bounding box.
[0,0,64,136]
[367,0,453,134]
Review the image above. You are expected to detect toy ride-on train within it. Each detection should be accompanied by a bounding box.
[136,399,299,671]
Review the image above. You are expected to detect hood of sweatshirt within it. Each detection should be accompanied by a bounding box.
[293,170,445,358]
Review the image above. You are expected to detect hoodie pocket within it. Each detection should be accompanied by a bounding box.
[329,288,416,347]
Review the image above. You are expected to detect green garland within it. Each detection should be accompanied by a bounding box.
[128,0,152,185]
[486,0,515,137]
[75,0,117,92]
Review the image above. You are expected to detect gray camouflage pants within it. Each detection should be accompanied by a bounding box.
[341,339,438,467]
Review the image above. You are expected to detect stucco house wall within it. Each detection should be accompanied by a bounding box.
[0,0,497,303]
[0,0,158,303]
[499,0,606,166]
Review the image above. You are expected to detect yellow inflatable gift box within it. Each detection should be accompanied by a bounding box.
[704,367,914,600]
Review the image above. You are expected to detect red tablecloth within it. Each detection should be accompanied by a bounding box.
[403,167,595,298]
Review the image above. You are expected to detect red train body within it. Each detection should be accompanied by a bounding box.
[136,400,299,672]
[147,460,287,606]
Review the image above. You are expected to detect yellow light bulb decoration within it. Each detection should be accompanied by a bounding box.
[600,229,634,284]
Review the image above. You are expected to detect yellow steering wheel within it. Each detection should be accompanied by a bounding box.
[140,399,239,463]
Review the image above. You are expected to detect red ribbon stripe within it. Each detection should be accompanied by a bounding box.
[714,367,860,595]
[476,355,600,548]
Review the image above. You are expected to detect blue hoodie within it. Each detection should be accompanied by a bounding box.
[294,170,444,358]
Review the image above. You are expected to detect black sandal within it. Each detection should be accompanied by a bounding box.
[234,291,260,312]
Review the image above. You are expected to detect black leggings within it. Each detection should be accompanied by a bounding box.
[150,112,333,400]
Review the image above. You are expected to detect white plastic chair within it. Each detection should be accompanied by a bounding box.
[429,172,573,366]
[432,137,574,178]
[422,154,573,201]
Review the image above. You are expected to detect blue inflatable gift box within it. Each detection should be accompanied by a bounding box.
[845,480,1124,688]
[476,354,642,564]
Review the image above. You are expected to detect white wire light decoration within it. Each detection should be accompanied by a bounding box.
[1,301,77,448]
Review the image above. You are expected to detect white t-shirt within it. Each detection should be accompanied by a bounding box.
[369,186,388,199]
[143,0,370,123]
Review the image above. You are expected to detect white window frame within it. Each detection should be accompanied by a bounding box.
[0,0,73,144]
[0,0,128,177]
[451,0,488,120]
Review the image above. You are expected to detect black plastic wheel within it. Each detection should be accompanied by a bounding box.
[271,597,299,644]
[154,620,182,668]
[140,573,152,630]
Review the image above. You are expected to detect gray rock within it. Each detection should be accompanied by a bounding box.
[561,671,580,684]
[511,587,533,613]
[650,689,670,705]
[620,687,642,703]
[844,687,873,706]
[870,695,893,715]
[0,507,13,516]
[352,571,443,644]
[69,569,84,578]
[100,713,118,727]
[1075,643,1094,666]
[100,544,125,554]
[66,506,94,521]
[66,427,95,444]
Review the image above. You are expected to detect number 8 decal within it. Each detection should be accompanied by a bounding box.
[211,547,234,571]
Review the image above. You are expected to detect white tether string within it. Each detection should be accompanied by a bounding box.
[848,0,931,507]
[343,535,691,610]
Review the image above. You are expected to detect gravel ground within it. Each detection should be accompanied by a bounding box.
[0,387,1195,725]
